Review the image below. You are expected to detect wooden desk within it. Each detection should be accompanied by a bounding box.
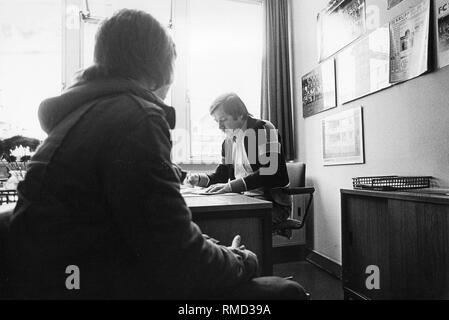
[184,193,273,276]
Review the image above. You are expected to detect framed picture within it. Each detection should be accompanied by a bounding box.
[321,107,364,166]
[301,59,337,118]
[389,0,430,83]
[337,25,391,104]
[317,0,366,62]
[436,0,449,69]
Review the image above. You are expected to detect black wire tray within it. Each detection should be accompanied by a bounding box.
[352,176,432,191]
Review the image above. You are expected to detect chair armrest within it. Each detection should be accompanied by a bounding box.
[273,218,303,230]
[272,187,315,195]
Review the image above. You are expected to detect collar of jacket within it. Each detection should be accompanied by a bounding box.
[246,116,266,130]
[38,77,176,133]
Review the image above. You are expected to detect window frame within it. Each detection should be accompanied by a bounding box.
[0,0,67,139]
[171,0,263,164]
[66,0,263,165]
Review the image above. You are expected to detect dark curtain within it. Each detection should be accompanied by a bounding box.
[261,0,295,160]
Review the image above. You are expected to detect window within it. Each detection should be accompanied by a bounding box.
[181,0,263,163]
[0,0,63,140]
[79,0,173,105]
[1,0,263,164]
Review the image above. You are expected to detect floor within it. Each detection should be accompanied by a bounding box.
[273,261,344,300]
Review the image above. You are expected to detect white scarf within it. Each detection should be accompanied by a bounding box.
[230,122,264,196]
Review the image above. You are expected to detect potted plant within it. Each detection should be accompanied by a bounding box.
[0,136,41,189]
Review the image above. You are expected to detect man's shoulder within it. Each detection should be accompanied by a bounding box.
[247,117,276,131]
[97,94,170,139]
[100,93,166,119]
[125,94,167,119]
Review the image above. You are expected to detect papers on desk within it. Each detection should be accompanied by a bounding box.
[181,187,210,196]
[180,185,218,196]
[180,186,237,197]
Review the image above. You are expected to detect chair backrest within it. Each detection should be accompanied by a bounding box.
[286,162,306,188]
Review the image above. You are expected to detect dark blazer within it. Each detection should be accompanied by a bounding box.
[204,117,291,206]
[6,78,257,299]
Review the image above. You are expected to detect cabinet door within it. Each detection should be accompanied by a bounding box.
[342,195,391,299]
[388,200,449,299]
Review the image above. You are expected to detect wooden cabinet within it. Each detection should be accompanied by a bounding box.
[341,189,449,300]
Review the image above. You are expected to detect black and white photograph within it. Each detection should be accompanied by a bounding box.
[1,0,449,306]
[436,0,449,68]
[321,107,364,166]
[337,25,391,104]
[317,0,366,61]
[301,59,336,118]
[439,14,449,51]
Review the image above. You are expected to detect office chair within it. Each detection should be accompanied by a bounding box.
[271,163,314,299]
[272,162,315,239]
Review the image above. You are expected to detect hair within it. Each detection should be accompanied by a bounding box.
[209,93,250,120]
[78,9,176,90]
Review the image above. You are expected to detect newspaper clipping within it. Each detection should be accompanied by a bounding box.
[436,0,449,68]
[389,0,430,83]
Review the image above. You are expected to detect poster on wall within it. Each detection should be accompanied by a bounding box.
[436,0,449,69]
[322,107,364,166]
[389,0,430,83]
[337,25,391,104]
[301,59,337,118]
[317,0,367,62]
[388,0,405,10]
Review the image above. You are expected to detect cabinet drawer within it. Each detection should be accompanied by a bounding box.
[342,189,449,300]
[342,195,390,299]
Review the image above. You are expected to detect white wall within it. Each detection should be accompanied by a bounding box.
[290,0,449,264]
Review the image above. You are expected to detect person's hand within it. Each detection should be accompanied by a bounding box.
[172,163,187,182]
[230,235,246,251]
[205,183,232,194]
[228,235,249,256]
[228,235,258,279]
[186,173,200,186]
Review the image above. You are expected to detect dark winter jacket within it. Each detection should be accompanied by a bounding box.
[6,77,257,299]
